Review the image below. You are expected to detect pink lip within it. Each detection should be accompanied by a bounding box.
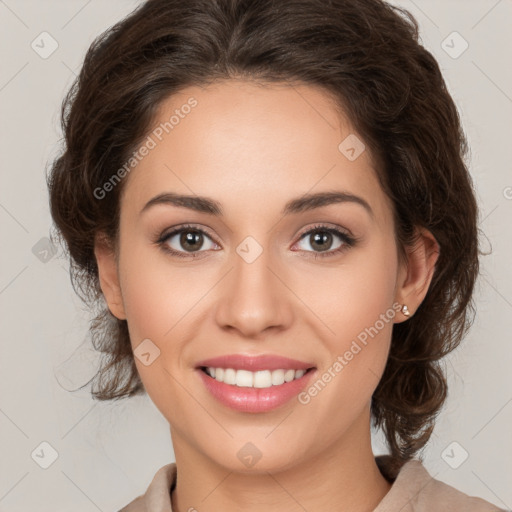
[195,354,315,371]
[197,367,317,413]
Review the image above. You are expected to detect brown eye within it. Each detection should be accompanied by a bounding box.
[306,230,336,252]
[294,225,356,258]
[178,230,204,252]
[160,225,218,257]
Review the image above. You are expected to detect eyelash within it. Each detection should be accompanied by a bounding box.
[155,223,358,260]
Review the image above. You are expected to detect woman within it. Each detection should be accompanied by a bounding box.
[46,0,506,510]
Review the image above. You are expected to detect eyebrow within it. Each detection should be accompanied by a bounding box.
[140,190,374,219]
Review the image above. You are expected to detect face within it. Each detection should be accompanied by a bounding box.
[95,79,437,473]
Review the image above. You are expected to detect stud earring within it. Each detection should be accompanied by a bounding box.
[401,304,411,317]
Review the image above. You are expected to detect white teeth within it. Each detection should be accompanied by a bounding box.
[254,370,271,388]
[295,369,305,379]
[205,367,309,388]
[223,368,237,385]
[271,370,285,386]
[284,369,295,382]
[236,369,254,387]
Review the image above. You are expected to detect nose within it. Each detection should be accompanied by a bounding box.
[214,244,294,339]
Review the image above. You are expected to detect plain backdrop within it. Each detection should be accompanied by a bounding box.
[0,0,511,511]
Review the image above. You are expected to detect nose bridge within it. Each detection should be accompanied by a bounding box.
[214,233,293,337]
[234,235,275,291]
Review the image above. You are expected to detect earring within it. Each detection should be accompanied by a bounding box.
[401,304,411,317]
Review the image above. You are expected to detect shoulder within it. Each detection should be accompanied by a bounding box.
[374,456,508,512]
[118,495,145,512]
[118,463,177,512]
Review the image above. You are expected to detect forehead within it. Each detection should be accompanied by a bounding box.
[121,79,393,226]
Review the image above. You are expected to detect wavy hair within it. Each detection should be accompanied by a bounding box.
[47,0,480,474]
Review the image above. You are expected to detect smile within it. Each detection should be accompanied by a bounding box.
[201,367,313,388]
[196,365,317,413]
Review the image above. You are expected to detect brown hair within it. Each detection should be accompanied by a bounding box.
[47,0,480,473]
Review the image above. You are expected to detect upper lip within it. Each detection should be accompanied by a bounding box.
[196,354,316,372]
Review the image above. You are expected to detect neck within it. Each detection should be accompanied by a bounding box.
[170,408,391,512]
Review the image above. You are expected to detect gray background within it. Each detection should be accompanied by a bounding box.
[0,0,511,510]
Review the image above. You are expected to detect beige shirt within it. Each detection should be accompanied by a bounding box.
[119,456,507,511]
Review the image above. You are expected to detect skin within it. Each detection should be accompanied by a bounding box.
[95,79,439,512]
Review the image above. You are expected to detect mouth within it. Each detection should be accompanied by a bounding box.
[195,356,317,413]
[198,366,316,388]
[194,353,317,412]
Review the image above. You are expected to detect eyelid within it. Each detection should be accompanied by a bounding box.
[290,223,357,257]
[294,222,354,241]
[156,222,358,258]
[157,223,218,244]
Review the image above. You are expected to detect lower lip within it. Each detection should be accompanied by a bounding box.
[196,368,316,413]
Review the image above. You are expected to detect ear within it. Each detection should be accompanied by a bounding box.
[94,233,126,320]
[394,227,440,323]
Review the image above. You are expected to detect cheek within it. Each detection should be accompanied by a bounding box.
[117,243,194,407]
[293,234,398,340]
[117,240,212,397]
[117,238,194,344]
[295,236,398,401]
